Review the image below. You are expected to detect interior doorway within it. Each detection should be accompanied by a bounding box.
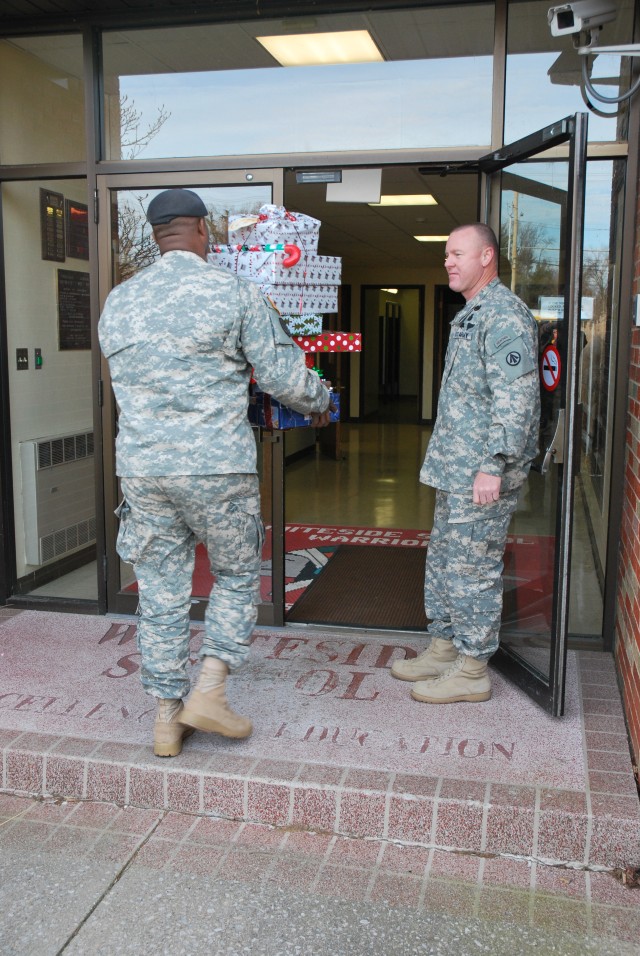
[280,163,477,628]
[433,284,465,417]
[360,285,425,424]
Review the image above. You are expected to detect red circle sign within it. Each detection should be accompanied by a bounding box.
[541,344,561,392]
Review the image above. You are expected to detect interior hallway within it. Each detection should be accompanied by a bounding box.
[285,418,603,641]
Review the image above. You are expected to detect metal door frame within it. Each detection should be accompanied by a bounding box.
[479,114,588,715]
[96,169,285,626]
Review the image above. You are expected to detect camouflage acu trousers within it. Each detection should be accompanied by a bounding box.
[117,474,263,700]
[424,488,519,661]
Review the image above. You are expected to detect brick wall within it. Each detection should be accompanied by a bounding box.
[614,158,640,772]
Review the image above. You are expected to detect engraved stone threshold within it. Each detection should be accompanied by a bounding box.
[1,611,639,868]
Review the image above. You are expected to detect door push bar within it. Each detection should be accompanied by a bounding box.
[538,408,566,474]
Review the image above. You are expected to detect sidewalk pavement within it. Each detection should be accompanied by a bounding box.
[1,793,639,955]
[1,607,639,953]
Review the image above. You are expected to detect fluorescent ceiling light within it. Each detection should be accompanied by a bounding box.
[381,288,398,294]
[256,30,383,67]
[370,194,437,207]
[414,235,449,242]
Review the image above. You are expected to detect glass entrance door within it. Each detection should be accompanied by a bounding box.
[479,114,588,715]
[97,170,285,624]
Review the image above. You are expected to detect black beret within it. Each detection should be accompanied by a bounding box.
[147,188,208,225]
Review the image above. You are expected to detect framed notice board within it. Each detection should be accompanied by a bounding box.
[65,199,89,260]
[41,189,65,262]
[57,269,91,350]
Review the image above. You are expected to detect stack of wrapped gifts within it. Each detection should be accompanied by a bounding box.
[209,203,361,428]
[249,387,341,430]
[209,204,341,336]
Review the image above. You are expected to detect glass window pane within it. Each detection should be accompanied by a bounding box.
[2,179,96,601]
[0,36,85,164]
[102,6,494,159]
[572,159,624,638]
[110,183,272,283]
[505,0,635,143]
[106,182,276,613]
[497,159,571,678]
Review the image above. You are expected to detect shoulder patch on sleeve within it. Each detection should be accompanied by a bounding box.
[248,285,294,347]
[493,333,536,382]
[269,303,295,346]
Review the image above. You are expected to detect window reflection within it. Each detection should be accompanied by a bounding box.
[111,184,270,283]
[572,160,624,638]
[506,0,635,143]
[102,7,495,159]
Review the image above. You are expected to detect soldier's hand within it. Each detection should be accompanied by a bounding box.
[311,403,336,428]
[473,472,502,505]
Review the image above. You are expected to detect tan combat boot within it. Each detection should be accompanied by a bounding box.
[154,699,194,758]
[181,657,252,739]
[391,637,458,682]
[411,654,491,704]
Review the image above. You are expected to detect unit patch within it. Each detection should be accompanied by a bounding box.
[493,334,535,381]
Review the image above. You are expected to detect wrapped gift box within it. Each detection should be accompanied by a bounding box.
[229,204,320,256]
[264,284,339,315]
[294,332,362,353]
[282,314,323,336]
[210,247,341,287]
[248,387,340,430]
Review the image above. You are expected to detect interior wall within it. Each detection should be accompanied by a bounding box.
[0,40,91,577]
[360,288,381,418]
[0,40,85,165]
[3,179,92,577]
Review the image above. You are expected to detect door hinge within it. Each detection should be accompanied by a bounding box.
[93,189,99,224]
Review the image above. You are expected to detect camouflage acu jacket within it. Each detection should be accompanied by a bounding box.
[99,250,329,477]
[420,277,540,497]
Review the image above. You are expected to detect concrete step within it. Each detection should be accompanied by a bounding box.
[1,609,638,870]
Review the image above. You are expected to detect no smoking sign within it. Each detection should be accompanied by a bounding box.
[541,344,561,392]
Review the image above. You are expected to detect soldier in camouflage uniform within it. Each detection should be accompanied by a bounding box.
[392,223,540,703]
[99,189,331,756]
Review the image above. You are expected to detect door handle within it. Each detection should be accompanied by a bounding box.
[539,408,565,474]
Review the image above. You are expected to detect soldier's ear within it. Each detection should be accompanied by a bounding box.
[482,246,495,267]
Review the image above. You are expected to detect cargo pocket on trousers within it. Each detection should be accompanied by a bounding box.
[114,498,141,565]
[233,497,265,565]
[211,496,264,573]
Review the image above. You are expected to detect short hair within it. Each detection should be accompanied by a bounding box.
[152,216,202,240]
[450,222,499,258]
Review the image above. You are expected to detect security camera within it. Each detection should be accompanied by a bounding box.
[548,1,617,37]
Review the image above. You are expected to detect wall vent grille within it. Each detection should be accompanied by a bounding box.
[37,431,94,470]
[40,516,97,565]
[20,431,96,567]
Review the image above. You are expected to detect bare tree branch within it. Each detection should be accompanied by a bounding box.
[120,94,171,160]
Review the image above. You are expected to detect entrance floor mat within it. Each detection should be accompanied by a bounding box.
[286,544,427,629]
[1,609,638,868]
